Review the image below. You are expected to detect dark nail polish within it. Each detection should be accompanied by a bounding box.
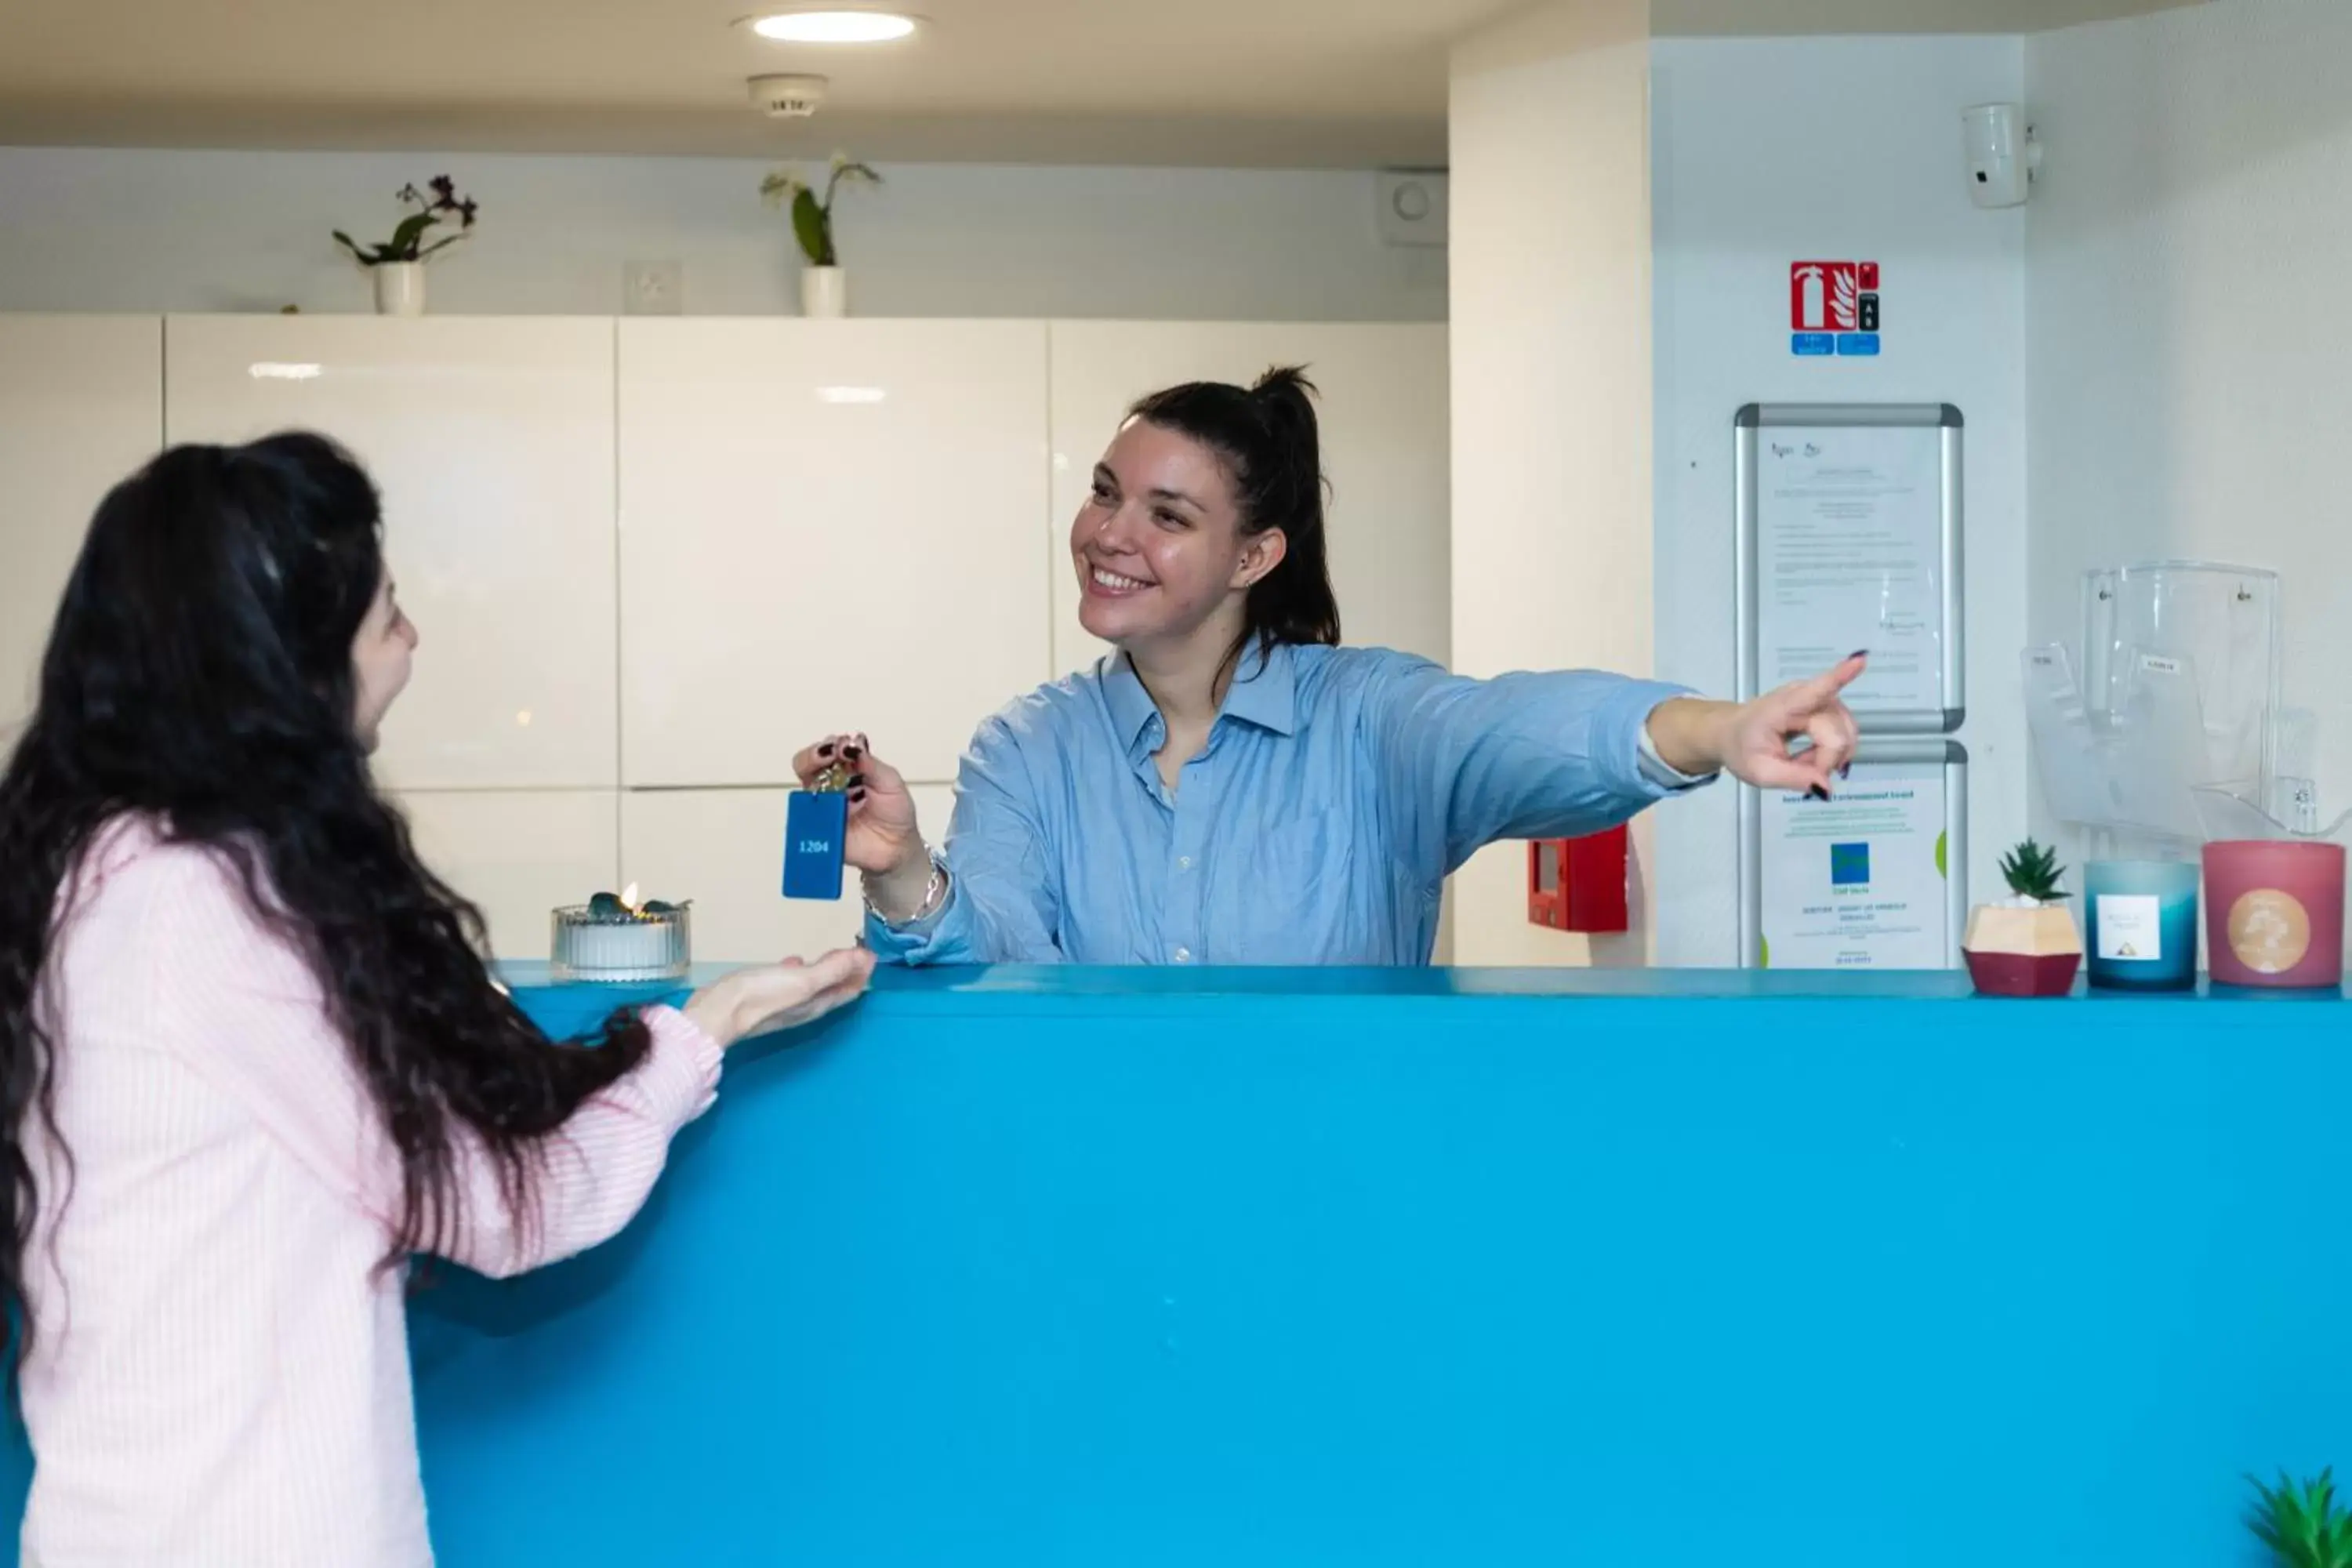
[848,788,868,803]
[843,746,862,761]
[818,743,835,758]
[1848,648,1867,660]
[1839,763,1852,779]
[848,772,866,788]
[1807,785,1831,801]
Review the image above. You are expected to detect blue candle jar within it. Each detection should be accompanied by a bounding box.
[2084,859,2200,990]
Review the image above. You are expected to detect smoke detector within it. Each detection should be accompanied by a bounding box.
[748,74,829,118]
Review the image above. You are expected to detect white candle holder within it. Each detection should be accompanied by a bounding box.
[550,895,691,983]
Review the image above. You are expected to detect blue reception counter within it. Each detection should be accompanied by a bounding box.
[8,965,2352,1564]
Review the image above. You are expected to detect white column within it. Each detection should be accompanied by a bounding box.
[1447,0,1656,965]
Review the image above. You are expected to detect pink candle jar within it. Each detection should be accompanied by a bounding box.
[2201,840,2346,989]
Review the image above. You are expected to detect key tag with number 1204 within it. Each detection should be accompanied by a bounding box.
[782,760,851,901]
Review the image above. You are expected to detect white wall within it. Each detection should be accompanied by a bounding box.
[1649,34,2031,967]
[1448,0,1657,966]
[0,147,1446,322]
[2026,0,2352,846]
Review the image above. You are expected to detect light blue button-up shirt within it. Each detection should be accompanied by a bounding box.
[864,643,1711,967]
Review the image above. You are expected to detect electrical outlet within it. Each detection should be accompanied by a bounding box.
[623,260,683,316]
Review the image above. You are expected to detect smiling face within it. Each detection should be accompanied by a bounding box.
[1069,416,1286,657]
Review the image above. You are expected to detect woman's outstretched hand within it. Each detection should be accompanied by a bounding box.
[1648,652,1867,796]
[684,946,877,1049]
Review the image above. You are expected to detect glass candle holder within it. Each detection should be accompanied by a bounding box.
[2083,860,2199,990]
[2201,840,2345,989]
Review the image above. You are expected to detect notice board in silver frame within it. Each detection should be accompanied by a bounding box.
[1733,402,1964,733]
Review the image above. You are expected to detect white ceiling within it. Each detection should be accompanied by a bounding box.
[0,0,2206,169]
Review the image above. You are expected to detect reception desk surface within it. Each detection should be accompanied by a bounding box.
[6,965,2350,1565]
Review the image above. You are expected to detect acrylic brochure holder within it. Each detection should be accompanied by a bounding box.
[2021,643,2214,848]
[1733,402,1965,970]
[2030,561,2288,858]
[2082,561,2280,816]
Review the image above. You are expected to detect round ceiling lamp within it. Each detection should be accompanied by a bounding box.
[745,9,920,44]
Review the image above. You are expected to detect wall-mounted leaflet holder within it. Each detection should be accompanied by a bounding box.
[1740,738,1970,972]
[1734,403,1965,734]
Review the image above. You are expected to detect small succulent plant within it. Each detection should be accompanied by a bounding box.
[760,154,880,267]
[1997,838,2067,905]
[334,175,480,267]
[2248,1468,2352,1568]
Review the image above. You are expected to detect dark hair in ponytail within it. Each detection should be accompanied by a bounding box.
[1128,365,1340,662]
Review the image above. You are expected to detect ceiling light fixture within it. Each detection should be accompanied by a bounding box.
[746,9,919,44]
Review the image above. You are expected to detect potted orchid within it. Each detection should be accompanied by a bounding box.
[332,176,481,317]
[759,154,880,318]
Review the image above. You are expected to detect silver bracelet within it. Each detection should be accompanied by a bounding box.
[863,849,949,929]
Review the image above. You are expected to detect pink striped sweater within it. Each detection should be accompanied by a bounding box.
[18,817,722,1566]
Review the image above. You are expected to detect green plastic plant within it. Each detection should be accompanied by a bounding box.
[1997,838,2067,904]
[760,154,881,267]
[333,176,479,267]
[2248,1469,2352,1568]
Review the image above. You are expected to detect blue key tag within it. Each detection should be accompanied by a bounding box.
[782,762,851,901]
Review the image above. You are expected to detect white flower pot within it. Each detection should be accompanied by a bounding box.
[800,266,848,318]
[373,263,427,317]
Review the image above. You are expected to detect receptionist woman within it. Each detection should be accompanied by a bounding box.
[797,366,1864,967]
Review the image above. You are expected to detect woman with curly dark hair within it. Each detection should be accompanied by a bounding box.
[0,431,873,1566]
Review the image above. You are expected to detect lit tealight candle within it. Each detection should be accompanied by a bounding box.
[553,885,691,983]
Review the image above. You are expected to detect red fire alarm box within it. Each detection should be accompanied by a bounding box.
[1528,825,1629,933]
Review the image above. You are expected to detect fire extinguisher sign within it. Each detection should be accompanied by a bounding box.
[1790,260,1881,357]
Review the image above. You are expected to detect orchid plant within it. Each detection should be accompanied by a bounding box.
[333,176,481,267]
[760,154,881,268]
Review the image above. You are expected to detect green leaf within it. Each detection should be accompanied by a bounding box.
[331,229,369,263]
[1997,837,2067,901]
[386,211,437,260]
[415,231,470,260]
[2246,1469,2352,1568]
[791,187,833,266]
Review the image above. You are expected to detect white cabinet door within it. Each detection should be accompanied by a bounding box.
[1047,323,1450,678]
[396,789,619,967]
[163,318,619,793]
[621,785,955,964]
[618,321,1051,789]
[0,316,162,741]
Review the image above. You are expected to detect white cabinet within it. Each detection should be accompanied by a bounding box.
[0,317,161,740]
[621,784,956,964]
[396,789,620,967]
[0,310,1453,971]
[163,318,620,792]
[617,320,1051,789]
[1046,323,1450,677]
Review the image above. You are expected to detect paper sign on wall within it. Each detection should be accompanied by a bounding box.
[1758,760,1947,969]
[1790,261,1881,358]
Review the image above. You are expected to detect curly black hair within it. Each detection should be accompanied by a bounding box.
[0,431,650,1370]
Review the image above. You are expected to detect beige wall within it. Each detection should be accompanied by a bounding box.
[1447,0,1657,965]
